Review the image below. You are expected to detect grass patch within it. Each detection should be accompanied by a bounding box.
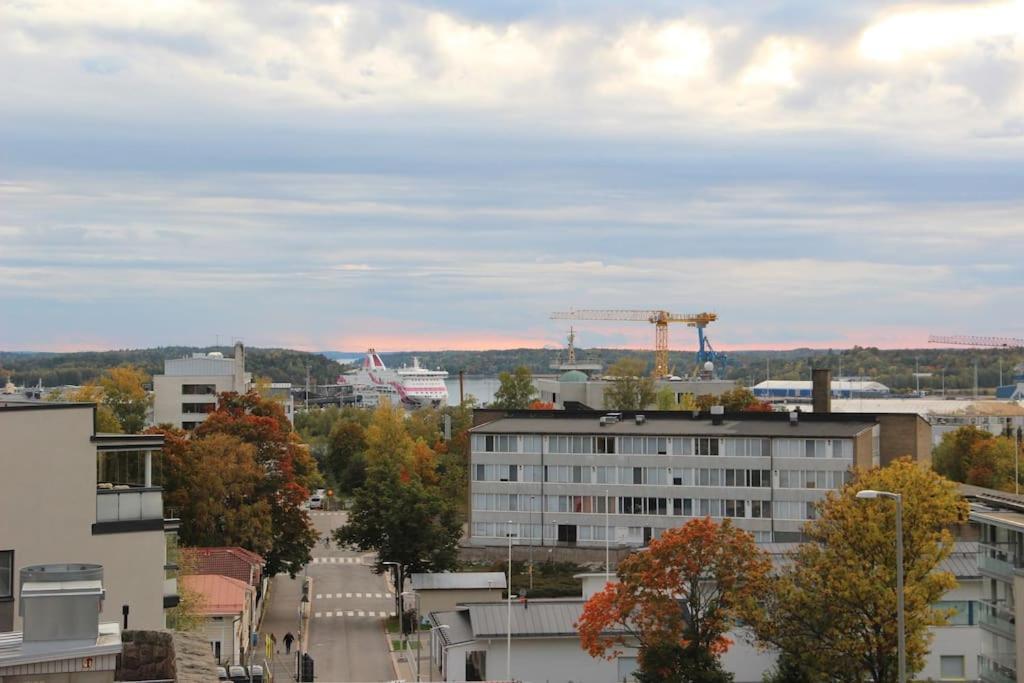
[391,639,421,651]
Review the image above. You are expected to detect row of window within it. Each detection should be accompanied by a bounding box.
[470,522,775,543]
[472,493,815,520]
[473,434,853,459]
[473,463,845,490]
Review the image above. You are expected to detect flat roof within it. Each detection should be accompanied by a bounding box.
[410,572,506,591]
[0,622,121,670]
[464,600,629,639]
[971,509,1024,531]
[471,415,874,438]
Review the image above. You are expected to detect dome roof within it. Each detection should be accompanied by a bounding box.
[559,370,589,383]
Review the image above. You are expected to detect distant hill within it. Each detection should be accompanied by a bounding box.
[0,347,346,387]
[324,346,1024,395]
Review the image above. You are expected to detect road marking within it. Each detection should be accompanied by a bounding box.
[390,612,396,617]
[385,593,392,599]
[346,611,354,617]
[314,612,322,618]
[345,593,352,598]
[315,594,322,599]
[357,610,365,617]
[325,611,333,618]
[325,593,333,599]
[375,593,382,599]
[355,593,362,598]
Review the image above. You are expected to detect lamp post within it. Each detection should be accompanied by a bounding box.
[431,624,450,682]
[506,519,513,683]
[856,489,905,683]
[604,488,610,582]
[401,591,421,681]
[529,495,536,592]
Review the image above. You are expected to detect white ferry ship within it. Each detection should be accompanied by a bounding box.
[337,349,449,407]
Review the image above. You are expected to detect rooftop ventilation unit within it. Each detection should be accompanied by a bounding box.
[635,414,646,425]
[789,411,799,426]
[19,564,104,647]
[710,405,724,426]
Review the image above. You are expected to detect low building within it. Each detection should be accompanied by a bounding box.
[0,404,175,633]
[0,564,122,683]
[181,574,255,667]
[408,572,506,617]
[428,600,637,683]
[536,371,735,411]
[752,378,891,401]
[996,364,1024,401]
[468,409,932,547]
[188,547,267,615]
[152,343,251,430]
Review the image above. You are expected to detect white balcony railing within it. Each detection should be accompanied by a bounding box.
[96,487,163,523]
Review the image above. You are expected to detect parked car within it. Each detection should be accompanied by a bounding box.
[309,495,323,509]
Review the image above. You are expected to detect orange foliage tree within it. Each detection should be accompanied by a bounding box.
[577,518,770,682]
[527,400,555,410]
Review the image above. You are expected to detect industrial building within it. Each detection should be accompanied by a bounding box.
[752,378,891,400]
[467,405,931,547]
[535,371,735,410]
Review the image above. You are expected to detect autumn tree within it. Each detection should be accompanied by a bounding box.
[492,365,538,409]
[99,365,152,433]
[190,391,321,576]
[749,459,968,683]
[327,419,367,492]
[933,425,1018,491]
[334,449,462,596]
[655,387,681,411]
[603,357,656,410]
[66,383,122,433]
[527,399,555,410]
[578,518,771,683]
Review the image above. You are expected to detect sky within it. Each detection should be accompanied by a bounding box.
[2,0,1023,353]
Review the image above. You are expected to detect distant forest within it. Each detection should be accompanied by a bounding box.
[0,347,346,387]
[3,345,1022,395]
[326,346,1024,396]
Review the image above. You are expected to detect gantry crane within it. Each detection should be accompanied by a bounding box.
[550,309,719,377]
[929,335,1024,348]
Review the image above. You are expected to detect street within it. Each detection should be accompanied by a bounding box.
[259,510,397,683]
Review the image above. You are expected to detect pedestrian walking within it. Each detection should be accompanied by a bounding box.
[283,631,295,655]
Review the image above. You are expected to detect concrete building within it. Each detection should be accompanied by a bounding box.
[408,572,505,617]
[752,378,891,401]
[468,409,931,547]
[536,371,734,410]
[0,404,175,633]
[152,343,251,430]
[180,574,254,667]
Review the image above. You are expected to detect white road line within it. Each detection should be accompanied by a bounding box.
[315,594,322,599]
[325,611,333,618]
[355,593,362,598]
[325,593,333,599]
[390,612,396,618]
[346,611,354,617]
[314,612,322,618]
[375,593,382,599]
[345,593,352,598]
[357,610,365,617]
[385,593,392,599]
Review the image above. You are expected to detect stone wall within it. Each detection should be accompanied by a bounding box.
[115,630,217,683]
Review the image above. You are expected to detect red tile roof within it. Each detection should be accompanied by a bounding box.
[182,574,251,615]
[186,547,264,587]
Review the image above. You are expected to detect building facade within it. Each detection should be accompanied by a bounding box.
[152,343,251,430]
[468,410,938,547]
[0,404,175,633]
[535,372,734,411]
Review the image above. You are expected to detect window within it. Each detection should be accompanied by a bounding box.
[474,464,485,481]
[0,550,11,599]
[939,655,965,680]
[181,402,214,415]
[696,438,719,456]
[182,384,217,395]
[595,436,616,454]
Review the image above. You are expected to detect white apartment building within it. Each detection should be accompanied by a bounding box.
[0,403,176,633]
[468,410,902,545]
[152,343,251,430]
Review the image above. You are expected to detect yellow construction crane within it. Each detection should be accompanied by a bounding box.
[550,309,718,377]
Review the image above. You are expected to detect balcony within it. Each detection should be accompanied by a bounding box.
[979,655,1017,683]
[979,543,1024,580]
[94,486,165,534]
[979,600,1017,640]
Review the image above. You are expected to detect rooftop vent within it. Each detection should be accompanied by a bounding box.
[710,405,725,426]
[599,413,621,427]
[635,414,646,425]
[19,564,104,646]
[789,411,799,426]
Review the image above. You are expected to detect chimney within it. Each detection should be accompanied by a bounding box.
[233,341,246,392]
[812,368,831,414]
[19,564,105,648]
[710,405,725,426]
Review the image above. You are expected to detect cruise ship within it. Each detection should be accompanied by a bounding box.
[337,349,449,407]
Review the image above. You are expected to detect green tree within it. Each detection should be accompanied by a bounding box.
[327,420,367,492]
[492,366,537,409]
[578,519,770,683]
[334,453,462,596]
[749,459,968,683]
[603,357,655,410]
[933,425,1019,490]
[99,365,152,433]
[655,387,681,411]
[932,426,986,483]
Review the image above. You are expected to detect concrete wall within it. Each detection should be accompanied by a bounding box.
[418,588,504,617]
[877,414,931,467]
[0,407,167,632]
[152,374,237,429]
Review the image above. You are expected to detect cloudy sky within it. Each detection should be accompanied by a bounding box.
[2,1,1023,353]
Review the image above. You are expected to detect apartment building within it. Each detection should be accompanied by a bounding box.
[152,343,251,430]
[0,403,175,633]
[468,409,930,546]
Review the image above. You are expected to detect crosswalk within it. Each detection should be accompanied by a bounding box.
[313,610,396,619]
[312,556,364,565]
[309,511,345,517]
[315,592,392,600]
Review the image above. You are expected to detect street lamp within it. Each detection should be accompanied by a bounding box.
[506,519,513,683]
[604,488,610,582]
[856,489,905,683]
[431,624,450,682]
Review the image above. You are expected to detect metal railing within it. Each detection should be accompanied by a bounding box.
[978,600,1016,639]
[978,543,1024,578]
[979,654,1017,683]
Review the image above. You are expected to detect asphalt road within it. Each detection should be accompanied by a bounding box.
[259,510,396,683]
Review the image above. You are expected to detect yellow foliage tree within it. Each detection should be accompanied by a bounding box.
[749,459,968,683]
[99,365,151,433]
[67,383,123,434]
